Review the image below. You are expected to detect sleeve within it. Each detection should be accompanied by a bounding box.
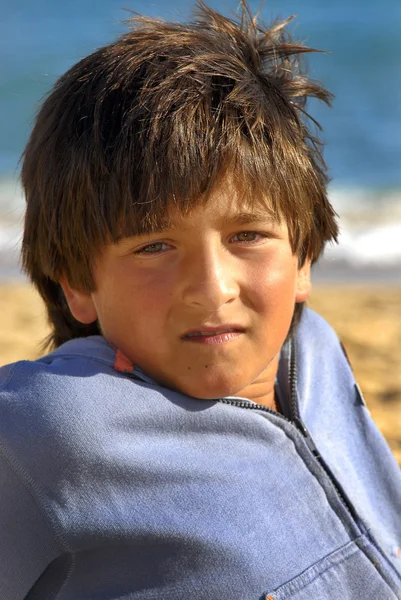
[0,450,61,600]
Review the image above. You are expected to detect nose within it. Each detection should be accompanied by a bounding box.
[181,243,239,311]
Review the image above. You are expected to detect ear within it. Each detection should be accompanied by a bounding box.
[59,277,98,324]
[295,259,312,303]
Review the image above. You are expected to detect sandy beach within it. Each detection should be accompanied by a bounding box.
[0,282,400,464]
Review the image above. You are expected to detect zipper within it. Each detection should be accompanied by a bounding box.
[218,336,363,527]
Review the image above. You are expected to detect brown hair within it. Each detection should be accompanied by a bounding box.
[21,0,338,350]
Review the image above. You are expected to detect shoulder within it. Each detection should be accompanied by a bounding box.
[296,307,343,350]
[0,337,126,465]
[0,338,146,496]
[0,336,183,456]
[294,307,356,416]
[0,335,121,394]
[0,337,152,434]
[295,307,351,378]
[0,338,112,410]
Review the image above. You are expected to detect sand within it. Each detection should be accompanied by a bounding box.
[0,282,400,464]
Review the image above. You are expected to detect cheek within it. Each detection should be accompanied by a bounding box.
[127,270,176,314]
[249,254,299,308]
[96,266,174,330]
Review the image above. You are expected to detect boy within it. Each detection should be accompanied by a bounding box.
[1,2,400,598]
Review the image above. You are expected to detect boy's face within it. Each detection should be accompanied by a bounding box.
[62,186,311,403]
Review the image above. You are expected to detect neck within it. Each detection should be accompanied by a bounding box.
[231,355,280,412]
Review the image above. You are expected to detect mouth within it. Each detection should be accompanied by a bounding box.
[182,326,245,345]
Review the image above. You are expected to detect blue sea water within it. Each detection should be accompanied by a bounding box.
[1,0,401,279]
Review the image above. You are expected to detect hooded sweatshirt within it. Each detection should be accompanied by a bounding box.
[0,308,400,600]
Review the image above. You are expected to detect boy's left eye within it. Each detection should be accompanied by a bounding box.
[231,231,264,243]
[134,242,170,254]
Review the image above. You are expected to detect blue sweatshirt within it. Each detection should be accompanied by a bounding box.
[0,309,400,599]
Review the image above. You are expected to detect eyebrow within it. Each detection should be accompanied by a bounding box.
[121,209,279,239]
[227,211,280,226]
[118,216,180,239]
[161,211,277,229]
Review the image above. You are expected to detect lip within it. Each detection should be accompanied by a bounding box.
[181,325,245,338]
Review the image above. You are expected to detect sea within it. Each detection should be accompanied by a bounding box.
[1,0,400,283]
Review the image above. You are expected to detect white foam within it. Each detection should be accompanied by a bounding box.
[324,224,401,266]
[0,179,25,219]
[0,223,22,269]
[0,179,400,276]
[324,185,401,268]
[328,185,401,224]
[0,225,22,249]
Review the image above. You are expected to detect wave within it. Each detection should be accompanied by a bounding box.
[1,179,400,281]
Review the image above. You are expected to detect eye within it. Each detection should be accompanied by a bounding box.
[134,242,170,255]
[231,231,265,243]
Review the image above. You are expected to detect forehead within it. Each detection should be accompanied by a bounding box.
[119,183,281,239]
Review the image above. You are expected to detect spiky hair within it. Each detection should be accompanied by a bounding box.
[21,0,338,349]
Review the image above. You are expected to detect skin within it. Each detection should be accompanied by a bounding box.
[61,187,311,409]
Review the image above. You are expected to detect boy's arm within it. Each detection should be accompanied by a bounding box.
[0,449,61,599]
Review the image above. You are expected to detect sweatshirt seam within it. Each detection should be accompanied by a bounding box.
[39,353,115,370]
[267,539,361,599]
[277,421,361,543]
[0,442,75,598]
